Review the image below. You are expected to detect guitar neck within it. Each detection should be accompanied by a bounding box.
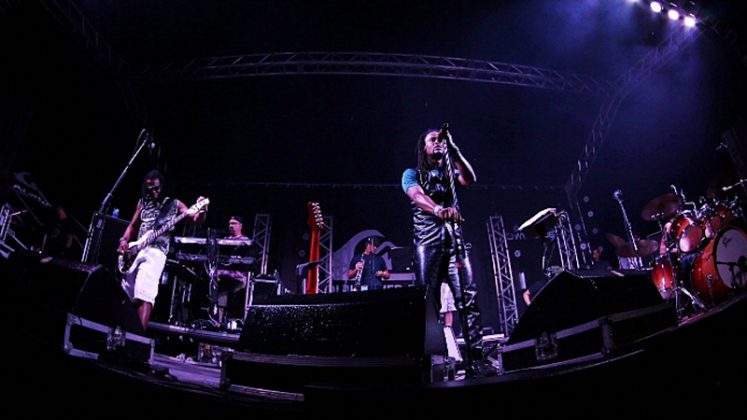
[140,211,188,250]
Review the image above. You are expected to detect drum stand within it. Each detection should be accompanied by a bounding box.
[672,274,707,318]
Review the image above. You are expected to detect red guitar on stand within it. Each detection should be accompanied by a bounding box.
[305,201,324,294]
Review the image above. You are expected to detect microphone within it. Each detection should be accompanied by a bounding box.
[438,122,449,141]
[613,189,623,200]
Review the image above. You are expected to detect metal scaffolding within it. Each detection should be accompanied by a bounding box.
[252,214,272,275]
[142,52,615,97]
[554,211,580,271]
[566,27,701,197]
[487,215,519,336]
[318,216,334,293]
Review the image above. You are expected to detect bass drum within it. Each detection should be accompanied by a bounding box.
[691,227,747,305]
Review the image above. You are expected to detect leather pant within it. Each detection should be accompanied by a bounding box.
[415,244,484,364]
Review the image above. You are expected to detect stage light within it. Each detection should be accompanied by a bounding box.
[683,15,696,27]
[650,1,663,13]
[667,9,680,20]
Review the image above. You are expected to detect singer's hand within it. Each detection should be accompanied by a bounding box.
[355,262,364,270]
[444,133,459,154]
[436,206,460,222]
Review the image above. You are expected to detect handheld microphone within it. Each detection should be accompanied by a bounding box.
[438,122,449,141]
[613,189,623,200]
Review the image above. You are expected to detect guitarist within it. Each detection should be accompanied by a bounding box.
[117,170,208,331]
[402,128,494,377]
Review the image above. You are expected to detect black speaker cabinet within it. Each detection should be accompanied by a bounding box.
[238,286,429,357]
[84,212,129,271]
[509,269,665,343]
[71,265,144,336]
[226,287,433,393]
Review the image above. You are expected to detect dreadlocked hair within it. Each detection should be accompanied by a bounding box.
[415,128,439,184]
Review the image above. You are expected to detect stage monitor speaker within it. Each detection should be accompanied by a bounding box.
[509,269,664,343]
[71,265,144,336]
[247,277,280,305]
[238,286,430,358]
[227,287,434,393]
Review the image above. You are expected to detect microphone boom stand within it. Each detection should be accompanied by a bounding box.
[81,130,150,263]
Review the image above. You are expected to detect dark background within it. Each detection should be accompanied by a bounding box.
[2,0,746,332]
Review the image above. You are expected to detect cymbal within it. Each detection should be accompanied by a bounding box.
[604,232,626,248]
[615,239,659,258]
[641,193,682,221]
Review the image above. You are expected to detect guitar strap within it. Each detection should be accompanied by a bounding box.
[153,197,176,230]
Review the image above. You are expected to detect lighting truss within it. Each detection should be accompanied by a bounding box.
[142,52,615,97]
[487,215,519,335]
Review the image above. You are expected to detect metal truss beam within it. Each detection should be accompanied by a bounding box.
[555,211,580,271]
[566,27,701,197]
[252,214,271,275]
[487,215,519,336]
[701,16,747,69]
[142,52,615,97]
[38,0,147,126]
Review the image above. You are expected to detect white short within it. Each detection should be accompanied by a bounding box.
[121,247,167,304]
[440,282,456,313]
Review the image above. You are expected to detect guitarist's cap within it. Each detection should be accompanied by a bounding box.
[229,215,244,225]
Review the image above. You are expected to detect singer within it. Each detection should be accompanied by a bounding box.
[346,236,389,290]
[401,126,495,377]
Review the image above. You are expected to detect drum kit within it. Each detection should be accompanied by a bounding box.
[638,180,747,314]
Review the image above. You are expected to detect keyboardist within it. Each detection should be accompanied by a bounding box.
[214,215,252,326]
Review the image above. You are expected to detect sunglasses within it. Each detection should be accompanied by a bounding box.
[145,185,161,191]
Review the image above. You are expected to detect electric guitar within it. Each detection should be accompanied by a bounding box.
[305,201,324,294]
[117,197,210,274]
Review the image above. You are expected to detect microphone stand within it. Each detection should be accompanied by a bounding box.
[440,126,479,369]
[81,130,150,263]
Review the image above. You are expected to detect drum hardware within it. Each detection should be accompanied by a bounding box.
[720,178,746,193]
[612,190,646,269]
[672,270,708,318]
[652,226,708,317]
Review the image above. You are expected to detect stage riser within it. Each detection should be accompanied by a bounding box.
[223,353,427,394]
